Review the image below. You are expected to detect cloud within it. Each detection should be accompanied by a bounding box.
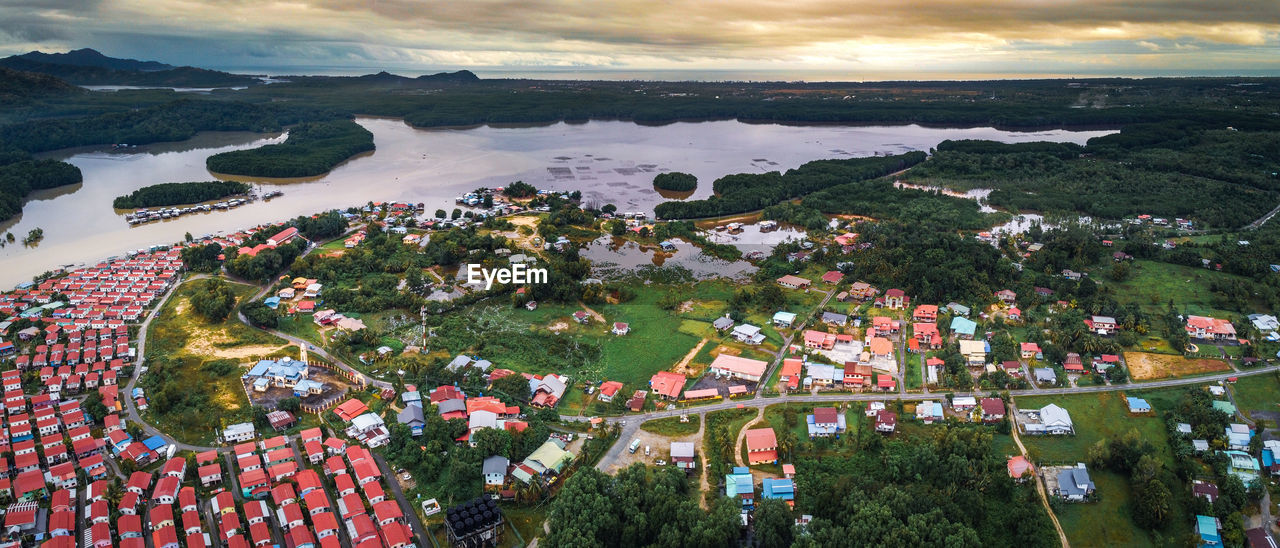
[0,0,1276,74]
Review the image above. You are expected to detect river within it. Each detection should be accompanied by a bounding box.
[0,117,1114,288]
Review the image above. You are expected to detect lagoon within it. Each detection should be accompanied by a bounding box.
[0,117,1113,288]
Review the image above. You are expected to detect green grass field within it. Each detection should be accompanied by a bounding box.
[1014,391,1190,547]
[1014,392,1172,466]
[1098,259,1267,317]
[904,353,922,390]
[641,415,702,437]
[276,312,325,344]
[143,277,287,444]
[1229,373,1280,420]
[1054,471,1153,548]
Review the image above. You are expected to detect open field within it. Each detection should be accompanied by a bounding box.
[641,415,701,437]
[1124,352,1230,381]
[1229,373,1280,420]
[1014,391,1190,546]
[1014,392,1171,465]
[1054,471,1153,548]
[142,277,287,444]
[1099,259,1266,317]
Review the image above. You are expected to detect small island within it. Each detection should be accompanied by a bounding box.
[206,119,375,178]
[113,180,250,209]
[653,172,698,192]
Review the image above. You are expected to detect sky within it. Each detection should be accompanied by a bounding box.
[1,0,1279,79]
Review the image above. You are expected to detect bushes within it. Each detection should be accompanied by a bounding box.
[241,301,279,329]
[502,181,537,198]
[653,172,697,191]
[190,278,238,322]
[113,180,249,209]
[206,119,375,178]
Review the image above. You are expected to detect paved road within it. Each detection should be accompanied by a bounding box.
[571,365,1280,426]
[234,237,393,392]
[1245,200,1280,230]
[373,453,429,542]
[754,288,835,400]
[124,274,221,453]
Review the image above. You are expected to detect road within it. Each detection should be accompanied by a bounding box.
[573,365,1280,427]
[753,288,836,400]
[373,453,429,543]
[124,274,221,453]
[1245,199,1280,230]
[1010,402,1069,548]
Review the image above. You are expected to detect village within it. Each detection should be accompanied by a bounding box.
[0,180,1277,548]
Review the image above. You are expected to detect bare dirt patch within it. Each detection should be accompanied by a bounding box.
[183,324,288,359]
[548,321,570,333]
[505,215,543,253]
[677,301,695,314]
[671,338,710,377]
[606,421,702,474]
[1125,351,1231,380]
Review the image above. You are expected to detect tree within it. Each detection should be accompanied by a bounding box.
[779,430,798,461]
[653,172,698,191]
[490,375,531,402]
[278,397,301,414]
[1132,478,1172,529]
[83,391,108,422]
[191,279,237,322]
[602,204,617,214]
[1110,262,1131,281]
[451,208,462,220]
[241,301,279,328]
[753,498,795,547]
[435,209,446,219]
[184,232,193,243]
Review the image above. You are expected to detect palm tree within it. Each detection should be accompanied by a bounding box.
[779,431,798,461]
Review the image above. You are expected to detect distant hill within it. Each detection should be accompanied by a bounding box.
[13,48,173,72]
[419,70,479,83]
[283,70,480,88]
[0,49,259,87]
[0,67,82,104]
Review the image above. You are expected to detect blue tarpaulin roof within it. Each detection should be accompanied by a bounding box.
[143,436,167,451]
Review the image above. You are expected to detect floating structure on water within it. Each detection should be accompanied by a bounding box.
[123,191,280,226]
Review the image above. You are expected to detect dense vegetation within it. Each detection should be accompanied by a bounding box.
[0,99,337,153]
[205,119,375,177]
[112,180,249,209]
[652,172,697,191]
[190,278,238,321]
[910,129,1280,228]
[654,152,925,219]
[794,425,1055,548]
[803,179,992,230]
[0,150,83,221]
[546,465,741,548]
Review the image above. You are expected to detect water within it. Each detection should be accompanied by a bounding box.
[581,236,757,279]
[0,117,1113,288]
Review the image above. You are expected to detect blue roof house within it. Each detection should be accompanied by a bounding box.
[1196,515,1221,545]
[143,435,168,452]
[761,478,795,504]
[950,317,977,338]
[725,467,755,509]
[1126,397,1152,414]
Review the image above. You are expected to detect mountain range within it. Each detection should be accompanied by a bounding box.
[0,48,259,87]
